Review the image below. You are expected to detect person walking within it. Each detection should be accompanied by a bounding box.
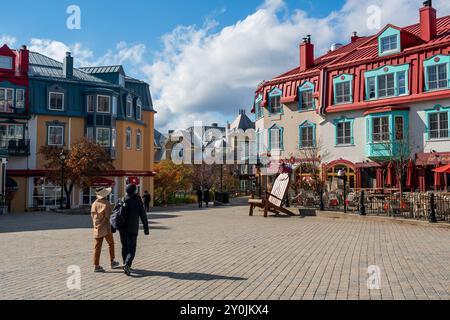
[143,190,151,213]
[196,188,203,208]
[120,184,150,276]
[91,187,120,273]
[203,188,211,208]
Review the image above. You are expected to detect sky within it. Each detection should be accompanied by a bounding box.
[1,0,450,133]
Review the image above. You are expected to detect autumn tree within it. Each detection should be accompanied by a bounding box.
[39,138,114,209]
[154,160,192,205]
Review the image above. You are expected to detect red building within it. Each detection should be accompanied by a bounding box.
[253,1,450,192]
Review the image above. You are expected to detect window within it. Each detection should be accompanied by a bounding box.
[111,128,116,148]
[87,95,95,112]
[428,112,449,140]
[427,64,448,91]
[380,35,398,54]
[97,95,110,113]
[367,77,376,99]
[82,187,116,205]
[96,128,110,147]
[378,73,395,98]
[48,126,64,146]
[299,124,315,148]
[337,121,353,145]
[300,89,313,111]
[32,178,64,208]
[136,129,142,150]
[257,130,265,155]
[395,116,404,141]
[335,81,352,104]
[126,127,132,149]
[119,74,125,87]
[397,72,407,95]
[269,95,281,114]
[126,96,133,118]
[269,126,283,150]
[136,100,142,120]
[112,96,117,116]
[0,56,12,69]
[16,89,25,109]
[86,127,94,141]
[0,88,14,112]
[0,124,25,147]
[255,98,264,119]
[49,92,64,111]
[372,117,390,142]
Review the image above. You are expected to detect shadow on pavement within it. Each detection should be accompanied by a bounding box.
[130,270,247,281]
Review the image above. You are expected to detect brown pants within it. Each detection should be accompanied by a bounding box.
[93,233,115,266]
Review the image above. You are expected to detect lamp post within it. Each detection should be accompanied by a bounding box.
[59,151,66,210]
[338,169,347,213]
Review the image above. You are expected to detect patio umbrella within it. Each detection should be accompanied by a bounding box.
[434,164,445,190]
[405,160,416,189]
[385,162,397,188]
[376,168,384,189]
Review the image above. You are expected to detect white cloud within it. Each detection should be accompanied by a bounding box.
[0,35,17,47]
[144,0,450,132]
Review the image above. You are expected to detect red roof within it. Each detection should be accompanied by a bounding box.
[257,14,450,90]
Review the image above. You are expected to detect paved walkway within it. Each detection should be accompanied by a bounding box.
[0,204,449,300]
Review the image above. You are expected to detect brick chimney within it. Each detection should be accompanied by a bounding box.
[420,0,437,42]
[63,52,74,78]
[351,31,359,43]
[18,45,29,76]
[300,35,314,72]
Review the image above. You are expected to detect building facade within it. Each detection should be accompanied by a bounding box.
[253,1,450,193]
[2,48,155,212]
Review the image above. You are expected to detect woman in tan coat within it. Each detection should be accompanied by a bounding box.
[91,187,120,273]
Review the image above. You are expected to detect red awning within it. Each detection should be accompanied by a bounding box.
[91,177,115,187]
[433,164,450,173]
[416,152,450,166]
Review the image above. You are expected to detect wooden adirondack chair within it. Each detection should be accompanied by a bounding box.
[249,173,295,217]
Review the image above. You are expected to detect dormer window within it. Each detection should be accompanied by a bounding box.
[364,64,410,100]
[268,88,282,115]
[0,56,12,69]
[126,95,133,118]
[333,74,353,105]
[424,55,450,92]
[380,35,398,54]
[136,99,142,120]
[298,82,315,111]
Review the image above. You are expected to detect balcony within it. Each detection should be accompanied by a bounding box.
[0,139,31,156]
[366,140,409,160]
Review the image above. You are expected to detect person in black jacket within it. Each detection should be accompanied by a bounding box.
[196,188,203,208]
[120,184,150,276]
[203,188,211,208]
[143,190,151,213]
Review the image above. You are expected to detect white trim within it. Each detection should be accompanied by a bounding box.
[48,92,64,111]
[86,95,95,113]
[96,127,111,147]
[47,125,64,146]
[15,89,25,109]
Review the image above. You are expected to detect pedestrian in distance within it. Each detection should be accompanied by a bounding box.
[120,184,150,276]
[196,188,203,208]
[143,190,151,213]
[204,188,211,208]
[91,187,120,273]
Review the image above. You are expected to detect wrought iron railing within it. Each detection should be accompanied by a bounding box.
[0,139,31,156]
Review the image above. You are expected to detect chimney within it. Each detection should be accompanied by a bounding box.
[211,123,218,128]
[63,52,74,79]
[420,0,437,42]
[351,31,359,43]
[300,35,314,72]
[19,45,29,75]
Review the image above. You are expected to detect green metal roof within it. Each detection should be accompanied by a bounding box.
[29,52,110,84]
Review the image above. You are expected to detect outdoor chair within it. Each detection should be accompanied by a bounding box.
[249,173,295,217]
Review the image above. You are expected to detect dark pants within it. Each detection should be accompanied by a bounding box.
[144,202,150,213]
[198,199,203,208]
[119,232,138,268]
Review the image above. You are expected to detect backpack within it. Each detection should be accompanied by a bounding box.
[111,198,127,231]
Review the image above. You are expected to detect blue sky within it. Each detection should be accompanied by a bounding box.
[1,0,450,131]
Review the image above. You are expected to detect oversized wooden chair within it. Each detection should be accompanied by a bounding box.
[249,173,295,217]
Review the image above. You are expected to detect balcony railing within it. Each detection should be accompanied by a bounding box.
[366,140,409,160]
[0,139,31,156]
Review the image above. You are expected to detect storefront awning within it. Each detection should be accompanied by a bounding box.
[91,177,115,188]
[6,176,18,192]
[416,152,450,166]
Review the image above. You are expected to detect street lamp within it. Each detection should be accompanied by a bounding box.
[59,151,66,210]
[338,169,347,213]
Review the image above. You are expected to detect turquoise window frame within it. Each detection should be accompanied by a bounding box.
[298,120,316,149]
[423,55,450,92]
[365,110,409,144]
[378,27,401,56]
[364,64,410,100]
[298,81,315,112]
[333,74,354,105]
[268,87,283,115]
[255,94,263,120]
[425,105,450,141]
[333,117,355,146]
[268,124,284,151]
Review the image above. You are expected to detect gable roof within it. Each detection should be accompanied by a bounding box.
[28,52,110,84]
[230,112,255,131]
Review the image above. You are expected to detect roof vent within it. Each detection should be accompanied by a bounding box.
[330,43,343,51]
